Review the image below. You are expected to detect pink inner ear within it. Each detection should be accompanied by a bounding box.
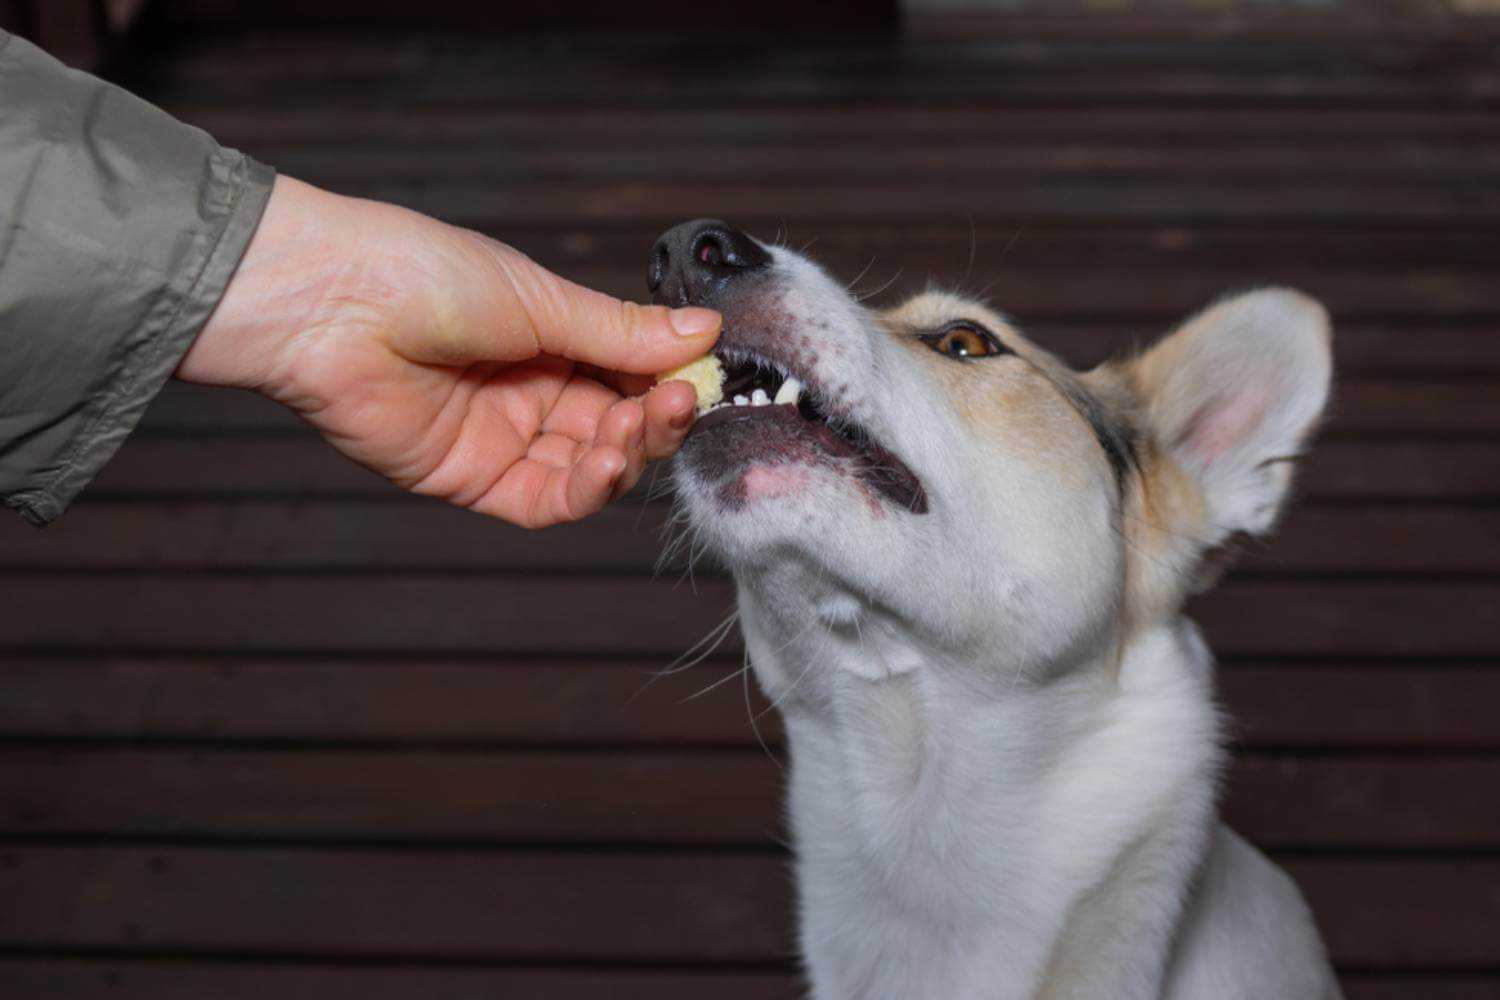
[1179,389,1270,466]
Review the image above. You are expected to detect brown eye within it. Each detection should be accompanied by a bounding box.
[920,323,1005,360]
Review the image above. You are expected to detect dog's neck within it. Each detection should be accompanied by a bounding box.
[735,565,1225,1000]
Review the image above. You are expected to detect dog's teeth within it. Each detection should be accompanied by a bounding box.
[733,394,749,406]
[751,388,770,406]
[774,377,803,406]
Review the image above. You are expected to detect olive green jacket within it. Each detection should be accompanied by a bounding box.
[0,29,274,526]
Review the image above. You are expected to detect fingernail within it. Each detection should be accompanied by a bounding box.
[670,406,694,430]
[668,307,721,338]
[629,425,645,451]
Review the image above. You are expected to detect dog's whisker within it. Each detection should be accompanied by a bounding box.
[742,649,780,768]
[853,267,903,304]
[626,608,741,708]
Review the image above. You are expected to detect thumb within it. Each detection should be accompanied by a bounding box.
[508,254,721,374]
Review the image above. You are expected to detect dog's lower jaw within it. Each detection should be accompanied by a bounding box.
[747,604,1333,1000]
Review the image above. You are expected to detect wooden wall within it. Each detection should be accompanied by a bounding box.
[1,9,1498,998]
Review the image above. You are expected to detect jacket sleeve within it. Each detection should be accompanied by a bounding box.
[0,29,275,526]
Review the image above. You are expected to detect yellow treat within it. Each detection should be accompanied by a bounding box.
[657,354,725,414]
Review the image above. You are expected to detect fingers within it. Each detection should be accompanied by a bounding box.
[481,446,627,529]
[565,445,630,521]
[491,245,722,373]
[641,380,697,461]
[594,399,647,500]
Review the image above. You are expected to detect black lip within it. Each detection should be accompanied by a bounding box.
[686,360,929,514]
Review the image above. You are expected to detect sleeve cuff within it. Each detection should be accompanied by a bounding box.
[15,154,276,527]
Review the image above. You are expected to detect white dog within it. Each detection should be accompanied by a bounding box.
[651,219,1341,1000]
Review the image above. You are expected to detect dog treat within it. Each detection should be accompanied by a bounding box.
[657,354,725,414]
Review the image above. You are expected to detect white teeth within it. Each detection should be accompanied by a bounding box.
[733,394,749,406]
[774,377,803,406]
[751,388,770,406]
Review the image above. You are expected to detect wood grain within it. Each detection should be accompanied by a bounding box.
[0,575,1496,656]
[1,749,1496,850]
[3,657,1498,750]
[0,847,1495,966]
[0,959,1494,1000]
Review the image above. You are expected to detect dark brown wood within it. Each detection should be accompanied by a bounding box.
[134,34,1500,111]
[3,657,1499,750]
[1297,442,1500,501]
[1287,857,1500,969]
[909,8,1500,43]
[238,178,1500,231]
[171,105,1500,150]
[3,500,1498,574]
[258,141,1500,186]
[0,847,1494,967]
[0,1,28,33]
[24,0,104,69]
[4,15,1496,994]
[0,575,1496,657]
[0,961,804,1000]
[0,657,771,746]
[151,0,895,30]
[1342,977,1500,1000]
[1,749,1496,850]
[1220,664,1500,750]
[0,847,795,961]
[0,960,1495,1000]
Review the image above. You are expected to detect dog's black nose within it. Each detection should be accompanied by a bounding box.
[648,218,770,307]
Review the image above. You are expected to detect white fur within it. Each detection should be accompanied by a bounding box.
[672,245,1340,999]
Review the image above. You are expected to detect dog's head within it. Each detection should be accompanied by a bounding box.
[654,220,1331,682]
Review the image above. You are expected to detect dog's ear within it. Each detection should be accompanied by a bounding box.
[1129,289,1331,547]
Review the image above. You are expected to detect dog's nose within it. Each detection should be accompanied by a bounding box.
[648,218,770,307]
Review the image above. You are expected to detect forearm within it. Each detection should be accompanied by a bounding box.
[0,29,273,526]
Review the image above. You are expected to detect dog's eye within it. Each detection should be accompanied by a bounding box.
[920,324,1005,360]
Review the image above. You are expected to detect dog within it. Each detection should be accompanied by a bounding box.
[650,219,1341,999]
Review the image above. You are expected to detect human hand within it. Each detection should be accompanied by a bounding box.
[179,176,720,528]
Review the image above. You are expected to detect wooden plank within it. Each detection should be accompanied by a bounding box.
[0,960,1494,1000]
[0,961,802,1000]
[1,749,1497,850]
[1297,442,1500,501]
[0,749,786,846]
[1332,382,1500,434]
[90,437,394,496]
[7,575,1500,657]
[171,106,1500,148]
[259,140,1500,185]
[3,657,1498,750]
[1220,664,1500,750]
[137,35,1500,110]
[27,0,104,70]
[0,575,1496,656]
[151,0,894,31]
[0,847,794,960]
[0,960,802,1000]
[1342,976,1500,1000]
[0,847,1494,966]
[4,500,1499,574]
[0,657,766,746]
[1286,857,1500,969]
[270,178,1500,231]
[910,9,1500,44]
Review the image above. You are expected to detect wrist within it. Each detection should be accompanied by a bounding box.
[177,174,360,394]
